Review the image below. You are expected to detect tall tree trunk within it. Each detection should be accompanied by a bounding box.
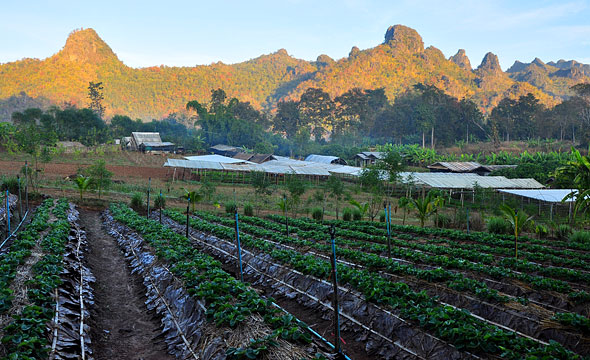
[422,131,425,148]
[431,126,434,149]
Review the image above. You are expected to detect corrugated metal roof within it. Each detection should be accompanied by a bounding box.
[232,152,254,161]
[427,162,485,172]
[164,159,225,170]
[210,144,239,152]
[328,166,363,176]
[290,166,331,176]
[305,154,347,165]
[184,155,253,164]
[220,163,261,172]
[141,142,175,147]
[132,132,162,144]
[498,189,577,203]
[399,172,544,189]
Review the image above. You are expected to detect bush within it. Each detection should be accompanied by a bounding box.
[434,213,452,228]
[535,224,548,239]
[0,176,20,195]
[130,192,143,211]
[311,207,323,221]
[469,212,485,232]
[487,217,510,234]
[342,208,352,222]
[244,203,253,217]
[379,211,386,222]
[154,193,166,209]
[225,201,237,214]
[570,231,590,244]
[352,208,362,221]
[556,224,572,240]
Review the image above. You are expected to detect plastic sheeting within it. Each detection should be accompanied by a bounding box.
[160,213,472,360]
[497,189,577,203]
[399,172,544,189]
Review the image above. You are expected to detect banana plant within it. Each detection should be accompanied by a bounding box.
[500,204,534,259]
[74,175,92,201]
[182,189,203,213]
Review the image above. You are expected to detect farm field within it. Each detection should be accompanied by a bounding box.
[1,185,590,359]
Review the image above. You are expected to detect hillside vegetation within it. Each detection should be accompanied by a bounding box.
[1,25,588,121]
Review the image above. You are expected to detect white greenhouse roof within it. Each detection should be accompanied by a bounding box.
[398,172,544,189]
[498,189,577,203]
[184,154,253,164]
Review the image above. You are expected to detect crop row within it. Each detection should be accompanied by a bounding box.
[287,216,590,285]
[109,203,323,359]
[0,199,53,314]
[214,211,590,337]
[195,210,517,305]
[338,219,590,255]
[1,199,70,359]
[267,214,589,302]
[165,209,581,359]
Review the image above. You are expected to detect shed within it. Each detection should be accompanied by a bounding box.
[427,162,490,175]
[354,152,385,167]
[138,142,176,153]
[210,144,240,157]
[305,154,348,165]
[130,132,162,151]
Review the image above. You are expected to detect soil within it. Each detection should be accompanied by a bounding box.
[81,209,173,360]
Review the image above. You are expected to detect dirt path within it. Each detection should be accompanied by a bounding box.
[81,210,173,360]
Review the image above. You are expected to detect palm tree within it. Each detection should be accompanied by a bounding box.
[183,189,203,213]
[408,191,443,227]
[500,204,534,259]
[74,175,92,201]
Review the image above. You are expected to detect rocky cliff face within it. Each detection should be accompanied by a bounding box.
[449,49,471,70]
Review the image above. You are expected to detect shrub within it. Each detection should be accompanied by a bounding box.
[434,213,452,228]
[154,193,166,209]
[244,203,253,217]
[556,224,572,240]
[225,201,237,214]
[352,208,362,221]
[570,231,590,244]
[535,224,548,239]
[130,192,143,211]
[487,217,510,234]
[379,210,386,222]
[311,207,323,221]
[0,176,20,195]
[469,212,485,232]
[342,208,352,222]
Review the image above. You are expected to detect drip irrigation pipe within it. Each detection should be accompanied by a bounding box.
[0,209,29,251]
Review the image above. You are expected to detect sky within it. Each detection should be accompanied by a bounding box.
[1,0,589,71]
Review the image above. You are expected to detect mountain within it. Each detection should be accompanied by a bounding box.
[0,26,587,121]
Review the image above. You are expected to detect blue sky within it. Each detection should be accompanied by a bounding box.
[1,0,589,70]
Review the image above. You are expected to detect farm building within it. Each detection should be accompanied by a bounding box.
[209,144,240,157]
[128,132,175,153]
[427,162,517,176]
[305,154,348,165]
[354,151,385,167]
[497,189,579,220]
[232,153,276,164]
[398,172,544,190]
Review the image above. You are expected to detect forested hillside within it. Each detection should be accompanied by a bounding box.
[0,25,588,121]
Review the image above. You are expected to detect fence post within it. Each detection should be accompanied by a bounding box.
[17,176,22,222]
[186,196,190,238]
[329,225,342,356]
[25,161,29,212]
[146,177,151,218]
[6,190,11,235]
[159,190,162,224]
[284,194,289,237]
[466,207,470,234]
[235,209,244,282]
[384,202,391,258]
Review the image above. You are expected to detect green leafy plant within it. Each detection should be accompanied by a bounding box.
[487,217,511,235]
[570,230,590,244]
[130,192,143,211]
[74,175,92,201]
[311,207,323,221]
[499,204,534,259]
[243,203,254,217]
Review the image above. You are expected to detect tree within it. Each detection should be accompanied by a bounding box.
[398,197,410,225]
[408,191,443,227]
[183,189,203,213]
[74,175,92,201]
[326,176,345,219]
[500,204,534,259]
[286,173,305,216]
[558,147,590,220]
[251,171,273,214]
[14,122,56,192]
[88,82,105,119]
[86,159,113,199]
